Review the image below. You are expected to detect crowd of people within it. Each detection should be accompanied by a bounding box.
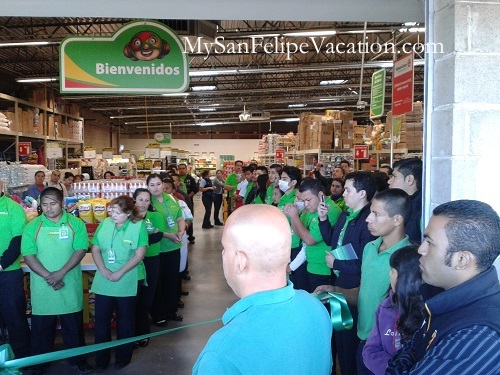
[0,157,498,375]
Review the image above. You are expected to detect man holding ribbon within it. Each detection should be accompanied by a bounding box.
[193,204,332,374]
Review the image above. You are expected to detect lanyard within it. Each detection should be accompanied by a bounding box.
[110,227,120,249]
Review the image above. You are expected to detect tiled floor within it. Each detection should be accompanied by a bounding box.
[30,195,237,374]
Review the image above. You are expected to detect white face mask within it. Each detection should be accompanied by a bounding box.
[278,180,290,193]
[294,201,305,211]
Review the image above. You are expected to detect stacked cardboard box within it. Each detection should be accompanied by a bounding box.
[385,103,423,150]
[338,111,354,149]
[298,112,343,150]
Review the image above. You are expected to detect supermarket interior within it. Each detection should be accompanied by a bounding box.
[0,1,499,374]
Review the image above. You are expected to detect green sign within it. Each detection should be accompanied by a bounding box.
[60,20,189,94]
[154,133,171,144]
[370,69,386,119]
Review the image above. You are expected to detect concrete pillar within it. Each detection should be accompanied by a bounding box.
[424,0,500,219]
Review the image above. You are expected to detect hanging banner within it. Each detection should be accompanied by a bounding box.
[392,53,414,116]
[102,147,114,159]
[145,143,161,159]
[83,147,96,159]
[154,133,171,144]
[160,147,172,159]
[60,20,189,94]
[370,69,386,119]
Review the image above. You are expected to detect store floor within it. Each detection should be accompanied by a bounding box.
[39,195,237,374]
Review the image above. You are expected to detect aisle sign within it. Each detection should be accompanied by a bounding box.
[47,142,63,159]
[60,20,189,94]
[392,53,414,116]
[121,149,131,159]
[160,147,172,159]
[18,142,32,156]
[276,150,284,159]
[145,143,160,159]
[370,69,386,119]
[84,146,96,159]
[354,145,369,160]
[102,147,114,159]
[154,133,171,144]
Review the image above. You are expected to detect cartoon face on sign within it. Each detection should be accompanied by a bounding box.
[123,31,170,61]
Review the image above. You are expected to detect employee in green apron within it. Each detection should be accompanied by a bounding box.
[133,188,166,347]
[0,186,30,360]
[147,173,185,324]
[91,195,148,371]
[22,187,92,374]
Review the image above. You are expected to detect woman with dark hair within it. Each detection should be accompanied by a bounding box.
[91,195,148,370]
[132,188,166,348]
[146,173,185,324]
[63,172,75,196]
[103,171,115,179]
[362,246,425,375]
[253,173,269,204]
[199,170,215,229]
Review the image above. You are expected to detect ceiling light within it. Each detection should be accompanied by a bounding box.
[189,69,238,76]
[399,27,425,33]
[320,79,347,86]
[284,30,336,37]
[404,22,418,27]
[247,33,281,38]
[320,98,340,101]
[191,86,217,92]
[0,41,58,47]
[279,118,300,122]
[288,104,306,108]
[161,93,190,97]
[16,77,58,83]
[198,108,217,112]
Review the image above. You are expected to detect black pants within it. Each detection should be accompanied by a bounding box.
[186,198,195,241]
[0,269,30,358]
[135,256,160,336]
[94,292,138,368]
[31,310,86,366]
[150,250,180,321]
[202,193,213,227]
[289,246,308,291]
[356,340,375,375]
[333,303,359,375]
[307,272,331,294]
[213,194,223,223]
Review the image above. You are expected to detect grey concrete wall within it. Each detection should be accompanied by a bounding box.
[427,0,500,215]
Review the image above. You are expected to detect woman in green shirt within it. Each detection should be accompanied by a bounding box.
[133,188,167,348]
[91,195,148,371]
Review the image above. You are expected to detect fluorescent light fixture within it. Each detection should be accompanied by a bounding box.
[190,69,238,76]
[279,118,300,122]
[399,27,425,33]
[16,77,58,83]
[161,93,190,97]
[198,107,217,112]
[320,79,348,86]
[0,41,57,47]
[320,98,340,101]
[199,121,224,126]
[288,104,306,108]
[404,22,418,27]
[191,85,217,92]
[247,33,281,38]
[284,30,336,37]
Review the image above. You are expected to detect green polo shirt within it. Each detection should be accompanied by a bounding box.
[22,212,88,315]
[151,193,183,252]
[277,190,300,248]
[357,235,412,340]
[243,182,254,201]
[93,218,148,280]
[334,196,347,212]
[302,211,331,276]
[0,194,27,271]
[265,184,275,205]
[324,196,342,227]
[144,211,166,257]
[225,173,239,198]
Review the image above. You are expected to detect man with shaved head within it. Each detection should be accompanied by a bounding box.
[192,205,332,374]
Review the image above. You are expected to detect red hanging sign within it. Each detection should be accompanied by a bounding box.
[392,53,414,116]
[354,145,369,160]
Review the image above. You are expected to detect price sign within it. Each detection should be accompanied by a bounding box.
[83,146,96,159]
[47,142,63,159]
[121,149,131,159]
[145,143,160,159]
[354,145,369,160]
[276,150,284,159]
[102,147,114,159]
[18,142,32,156]
[160,147,172,159]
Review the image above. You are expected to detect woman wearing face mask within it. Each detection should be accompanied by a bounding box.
[90,195,148,371]
[132,188,166,348]
[327,178,347,211]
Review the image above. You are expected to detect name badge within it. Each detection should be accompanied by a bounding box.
[108,248,116,264]
[59,224,69,240]
[167,216,175,227]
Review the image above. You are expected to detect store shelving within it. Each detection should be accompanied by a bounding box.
[286,149,352,176]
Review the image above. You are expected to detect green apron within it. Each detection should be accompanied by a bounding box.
[32,222,83,315]
[91,219,142,297]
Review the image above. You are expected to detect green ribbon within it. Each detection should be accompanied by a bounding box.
[0,318,221,373]
[316,292,353,331]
